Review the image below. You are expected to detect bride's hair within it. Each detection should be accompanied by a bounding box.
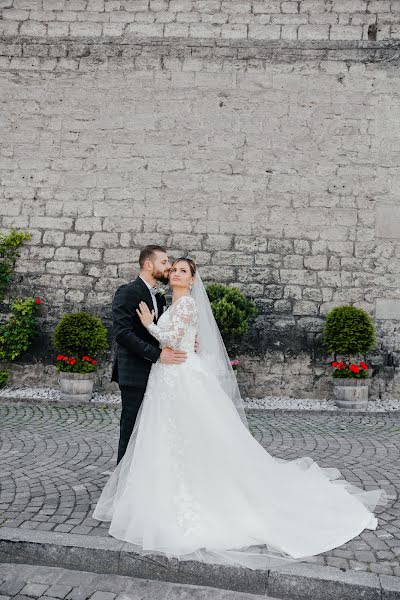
[171,257,196,276]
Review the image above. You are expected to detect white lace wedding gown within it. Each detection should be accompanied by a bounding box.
[93,295,387,570]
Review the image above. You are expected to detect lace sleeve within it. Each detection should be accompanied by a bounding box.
[147,296,196,350]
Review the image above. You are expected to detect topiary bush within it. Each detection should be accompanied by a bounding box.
[323,306,376,379]
[52,312,109,373]
[206,283,257,338]
[323,306,376,356]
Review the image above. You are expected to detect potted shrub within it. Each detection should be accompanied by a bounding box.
[52,312,109,403]
[206,284,257,375]
[323,306,376,409]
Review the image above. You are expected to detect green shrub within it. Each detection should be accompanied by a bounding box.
[0,297,41,361]
[0,229,31,303]
[0,369,9,387]
[323,306,376,357]
[52,312,109,358]
[206,283,257,338]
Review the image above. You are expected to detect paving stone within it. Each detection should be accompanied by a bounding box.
[66,590,94,600]
[0,581,25,596]
[44,585,74,598]
[89,593,116,600]
[1,405,400,581]
[20,583,49,597]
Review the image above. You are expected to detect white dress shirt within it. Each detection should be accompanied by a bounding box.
[139,276,158,319]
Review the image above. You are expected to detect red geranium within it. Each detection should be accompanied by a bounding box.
[360,362,369,370]
[56,355,64,361]
[331,361,338,367]
[91,359,96,365]
[349,364,360,373]
[63,356,69,362]
[82,356,90,361]
[35,298,42,305]
[337,361,345,370]
[68,358,77,365]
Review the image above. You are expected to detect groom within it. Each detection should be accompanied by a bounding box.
[111,244,187,464]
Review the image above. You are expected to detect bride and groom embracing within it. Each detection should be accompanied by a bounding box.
[93,245,387,570]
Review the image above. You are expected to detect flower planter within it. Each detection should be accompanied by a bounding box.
[333,378,369,410]
[59,371,95,403]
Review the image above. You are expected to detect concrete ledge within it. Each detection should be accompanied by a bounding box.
[0,528,397,600]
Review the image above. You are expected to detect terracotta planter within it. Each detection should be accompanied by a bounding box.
[59,371,95,403]
[333,378,369,410]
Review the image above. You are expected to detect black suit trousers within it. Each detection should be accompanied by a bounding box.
[117,385,146,464]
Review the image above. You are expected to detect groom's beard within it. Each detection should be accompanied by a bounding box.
[153,270,170,285]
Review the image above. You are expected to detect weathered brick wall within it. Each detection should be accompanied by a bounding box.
[1,0,400,41]
[1,2,400,398]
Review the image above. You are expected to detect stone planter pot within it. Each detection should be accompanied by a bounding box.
[59,371,95,403]
[333,378,369,410]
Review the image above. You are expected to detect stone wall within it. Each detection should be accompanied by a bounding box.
[1,0,400,42]
[1,0,400,398]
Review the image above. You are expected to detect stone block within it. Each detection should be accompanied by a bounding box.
[212,251,253,266]
[30,217,73,231]
[248,24,281,39]
[330,25,363,39]
[304,255,328,270]
[376,299,400,320]
[164,23,189,36]
[376,204,400,239]
[65,233,90,247]
[90,233,119,248]
[46,261,84,275]
[298,24,329,39]
[280,269,317,286]
[75,218,103,232]
[70,22,103,36]
[54,247,79,261]
[80,248,102,262]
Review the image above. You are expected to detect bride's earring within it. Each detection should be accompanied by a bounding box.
[189,284,193,292]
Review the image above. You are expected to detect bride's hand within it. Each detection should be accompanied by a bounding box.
[136,302,155,328]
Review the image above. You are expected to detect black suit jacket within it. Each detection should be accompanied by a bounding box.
[111,277,167,388]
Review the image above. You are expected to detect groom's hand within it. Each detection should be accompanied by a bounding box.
[160,348,187,364]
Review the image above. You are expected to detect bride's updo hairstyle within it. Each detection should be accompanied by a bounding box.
[171,257,197,276]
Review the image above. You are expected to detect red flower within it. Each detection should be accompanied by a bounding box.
[35,298,41,305]
[68,358,77,365]
[360,362,369,370]
[349,364,360,373]
[82,356,90,361]
[331,361,338,367]
[91,359,97,365]
[56,355,64,361]
[63,356,69,362]
[337,361,345,370]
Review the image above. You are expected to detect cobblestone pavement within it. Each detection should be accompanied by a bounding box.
[0,563,272,599]
[1,403,400,576]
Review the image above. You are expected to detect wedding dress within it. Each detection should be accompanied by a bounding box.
[93,291,387,570]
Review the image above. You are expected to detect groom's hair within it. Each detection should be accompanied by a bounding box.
[139,245,167,268]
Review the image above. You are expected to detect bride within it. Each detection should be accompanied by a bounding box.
[93,257,387,570]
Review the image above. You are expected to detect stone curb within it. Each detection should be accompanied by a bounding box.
[1,395,400,416]
[1,528,399,600]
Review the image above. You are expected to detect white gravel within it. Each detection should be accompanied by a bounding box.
[0,386,399,411]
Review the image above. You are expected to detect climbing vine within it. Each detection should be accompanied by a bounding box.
[0,229,41,387]
[0,229,31,302]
